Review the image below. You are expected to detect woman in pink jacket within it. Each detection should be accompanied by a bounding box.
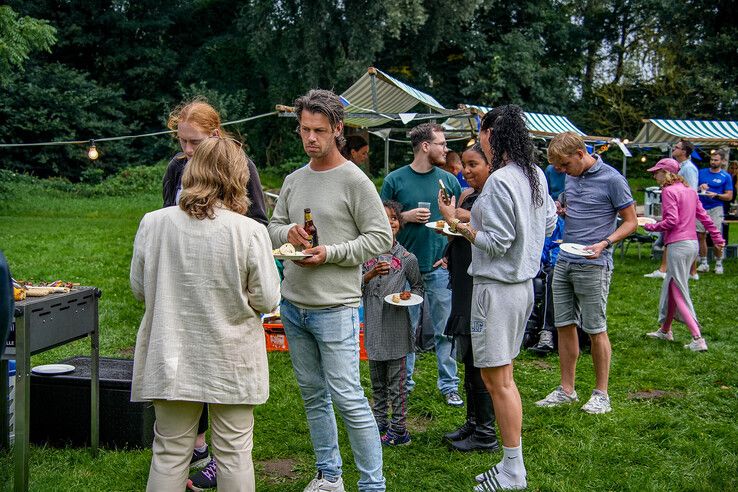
[643,158,724,351]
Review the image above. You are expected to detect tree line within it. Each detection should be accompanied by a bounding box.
[1,0,736,181]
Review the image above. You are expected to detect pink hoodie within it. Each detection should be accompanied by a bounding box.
[644,182,724,245]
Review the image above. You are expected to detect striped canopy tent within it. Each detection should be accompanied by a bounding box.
[445,104,612,141]
[338,67,464,128]
[631,118,738,147]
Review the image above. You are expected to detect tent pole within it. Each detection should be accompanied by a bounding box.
[384,135,390,175]
[370,73,379,112]
[622,155,627,178]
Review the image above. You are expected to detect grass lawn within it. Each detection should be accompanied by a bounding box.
[1,178,737,491]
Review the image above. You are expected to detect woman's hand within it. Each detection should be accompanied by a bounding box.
[438,190,456,222]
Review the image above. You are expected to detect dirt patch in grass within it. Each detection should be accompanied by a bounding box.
[407,413,433,433]
[627,389,685,400]
[258,457,299,482]
[118,346,135,357]
[529,359,555,371]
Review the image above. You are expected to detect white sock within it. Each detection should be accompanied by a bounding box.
[195,444,208,453]
[699,257,707,264]
[716,259,723,266]
[502,444,526,478]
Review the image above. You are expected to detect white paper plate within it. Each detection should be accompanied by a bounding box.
[31,364,75,375]
[698,191,710,196]
[273,252,314,260]
[637,216,657,226]
[384,293,424,307]
[424,221,463,236]
[559,243,593,257]
[424,221,446,231]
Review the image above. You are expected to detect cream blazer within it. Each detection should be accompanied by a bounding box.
[129,205,280,404]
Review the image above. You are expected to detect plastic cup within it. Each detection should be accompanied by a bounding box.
[418,201,431,210]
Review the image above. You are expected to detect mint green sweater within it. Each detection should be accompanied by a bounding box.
[268,161,392,309]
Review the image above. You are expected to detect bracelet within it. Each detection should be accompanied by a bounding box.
[603,238,613,248]
[450,218,460,232]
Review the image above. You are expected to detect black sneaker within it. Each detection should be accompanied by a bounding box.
[190,446,210,469]
[187,458,216,491]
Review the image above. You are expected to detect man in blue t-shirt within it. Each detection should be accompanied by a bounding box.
[380,123,463,406]
[536,132,637,415]
[696,150,734,275]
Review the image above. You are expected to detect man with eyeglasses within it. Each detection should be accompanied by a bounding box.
[380,123,463,407]
[645,139,700,279]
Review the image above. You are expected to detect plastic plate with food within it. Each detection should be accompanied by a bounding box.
[637,216,657,226]
[384,292,423,306]
[272,243,313,260]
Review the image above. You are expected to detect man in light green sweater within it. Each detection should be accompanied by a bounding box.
[268,89,391,492]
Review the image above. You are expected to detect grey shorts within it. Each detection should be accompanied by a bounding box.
[696,206,723,234]
[552,260,612,335]
[470,280,533,368]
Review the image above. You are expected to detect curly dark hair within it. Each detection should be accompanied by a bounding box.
[382,200,405,228]
[480,105,543,208]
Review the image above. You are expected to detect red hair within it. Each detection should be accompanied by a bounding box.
[167,99,231,137]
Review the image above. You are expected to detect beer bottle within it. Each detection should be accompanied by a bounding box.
[304,208,319,247]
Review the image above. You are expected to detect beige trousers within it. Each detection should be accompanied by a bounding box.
[146,400,255,492]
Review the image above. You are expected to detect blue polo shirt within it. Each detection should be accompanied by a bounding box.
[545,164,566,201]
[560,156,635,268]
[698,168,733,210]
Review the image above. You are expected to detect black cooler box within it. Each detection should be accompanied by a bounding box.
[30,356,154,448]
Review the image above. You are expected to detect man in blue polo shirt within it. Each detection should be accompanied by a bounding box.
[536,132,637,415]
[696,150,734,275]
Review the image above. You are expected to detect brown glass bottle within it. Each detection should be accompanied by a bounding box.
[304,208,319,247]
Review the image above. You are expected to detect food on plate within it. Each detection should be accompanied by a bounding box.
[435,220,445,229]
[392,294,401,303]
[14,286,26,301]
[273,243,296,255]
[399,291,412,301]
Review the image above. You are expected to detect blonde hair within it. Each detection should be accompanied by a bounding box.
[547,132,587,162]
[660,171,688,188]
[179,138,251,219]
[167,98,233,138]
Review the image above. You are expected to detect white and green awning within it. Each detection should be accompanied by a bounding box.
[337,67,463,128]
[632,119,738,146]
[444,104,594,139]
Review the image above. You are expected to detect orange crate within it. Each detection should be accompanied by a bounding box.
[263,322,368,360]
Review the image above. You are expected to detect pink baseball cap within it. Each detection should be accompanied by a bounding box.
[647,158,680,174]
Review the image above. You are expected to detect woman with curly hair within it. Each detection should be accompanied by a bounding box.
[453,105,557,491]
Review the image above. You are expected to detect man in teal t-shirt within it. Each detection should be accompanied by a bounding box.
[380,123,462,405]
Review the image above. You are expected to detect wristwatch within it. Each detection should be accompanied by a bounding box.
[603,238,613,248]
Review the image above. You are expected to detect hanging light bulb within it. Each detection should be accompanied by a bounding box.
[466,136,476,147]
[622,139,630,145]
[640,155,647,163]
[87,140,99,160]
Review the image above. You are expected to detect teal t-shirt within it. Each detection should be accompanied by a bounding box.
[380,165,462,273]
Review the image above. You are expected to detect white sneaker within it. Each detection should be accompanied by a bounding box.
[696,262,709,273]
[646,329,674,341]
[644,269,666,279]
[684,337,708,352]
[690,274,699,281]
[581,390,612,414]
[535,386,578,407]
[304,472,345,492]
[715,264,724,275]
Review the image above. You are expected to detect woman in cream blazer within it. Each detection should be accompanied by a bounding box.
[130,137,280,492]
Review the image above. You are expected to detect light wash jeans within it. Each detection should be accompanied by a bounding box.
[280,299,385,491]
[406,268,459,395]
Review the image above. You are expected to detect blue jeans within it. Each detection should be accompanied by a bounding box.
[407,268,459,395]
[280,299,385,491]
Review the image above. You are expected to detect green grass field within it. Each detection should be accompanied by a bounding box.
[1,176,737,491]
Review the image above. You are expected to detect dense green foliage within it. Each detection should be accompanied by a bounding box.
[1,178,737,490]
[0,1,736,181]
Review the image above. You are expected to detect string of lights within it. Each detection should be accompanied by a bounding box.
[0,111,279,160]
